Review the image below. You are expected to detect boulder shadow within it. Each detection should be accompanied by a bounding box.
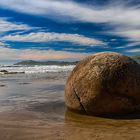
[65,108,140,121]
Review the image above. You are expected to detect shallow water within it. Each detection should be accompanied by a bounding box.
[0,72,140,140]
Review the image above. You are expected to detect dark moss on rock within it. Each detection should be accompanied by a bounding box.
[65,52,140,117]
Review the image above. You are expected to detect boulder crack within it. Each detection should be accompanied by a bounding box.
[73,86,87,115]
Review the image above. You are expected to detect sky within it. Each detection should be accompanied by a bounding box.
[0,0,140,64]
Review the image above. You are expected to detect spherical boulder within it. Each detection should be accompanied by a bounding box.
[65,52,140,116]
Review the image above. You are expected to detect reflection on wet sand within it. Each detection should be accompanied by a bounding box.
[65,109,140,140]
[0,72,140,140]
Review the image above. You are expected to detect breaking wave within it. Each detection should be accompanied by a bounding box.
[0,65,75,74]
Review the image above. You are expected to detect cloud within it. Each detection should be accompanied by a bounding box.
[110,28,140,41]
[62,48,86,51]
[2,32,104,46]
[114,42,140,50]
[0,18,31,33]
[0,0,139,27]
[0,18,104,46]
[0,46,89,61]
[0,42,6,46]
[0,0,140,41]
[124,48,140,53]
[0,0,139,26]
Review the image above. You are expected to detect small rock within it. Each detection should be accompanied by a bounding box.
[0,70,8,73]
[0,85,5,87]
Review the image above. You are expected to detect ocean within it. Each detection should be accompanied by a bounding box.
[0,65,75,74]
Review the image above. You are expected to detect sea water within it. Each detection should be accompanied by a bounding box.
[0,65,75,74]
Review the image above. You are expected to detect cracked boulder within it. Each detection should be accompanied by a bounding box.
[65,52,140,116]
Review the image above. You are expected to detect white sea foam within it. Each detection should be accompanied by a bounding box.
[0,65,75,74]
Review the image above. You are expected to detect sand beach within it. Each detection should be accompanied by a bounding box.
[0,71,140,140]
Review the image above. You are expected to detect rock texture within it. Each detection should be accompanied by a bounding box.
[65,52,140,116]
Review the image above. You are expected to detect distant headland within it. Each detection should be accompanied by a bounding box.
[14,60,79,66]
[14,56,140,66]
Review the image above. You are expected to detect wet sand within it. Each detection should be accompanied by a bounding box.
[0,72,140,140]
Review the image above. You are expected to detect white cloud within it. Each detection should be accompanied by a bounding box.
[110,28,140,41]
[62,48,86,51]
[124,48,140,53]
[0,0,139,26]
[115,42,140,49]
[0,18,31,33]
[2,32,104,46]
[0,42,6,46]
[0,18,104,46]
[0,46,89,61]
[0,0,140,41]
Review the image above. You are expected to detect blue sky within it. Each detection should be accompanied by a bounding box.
[0,0,140,63]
